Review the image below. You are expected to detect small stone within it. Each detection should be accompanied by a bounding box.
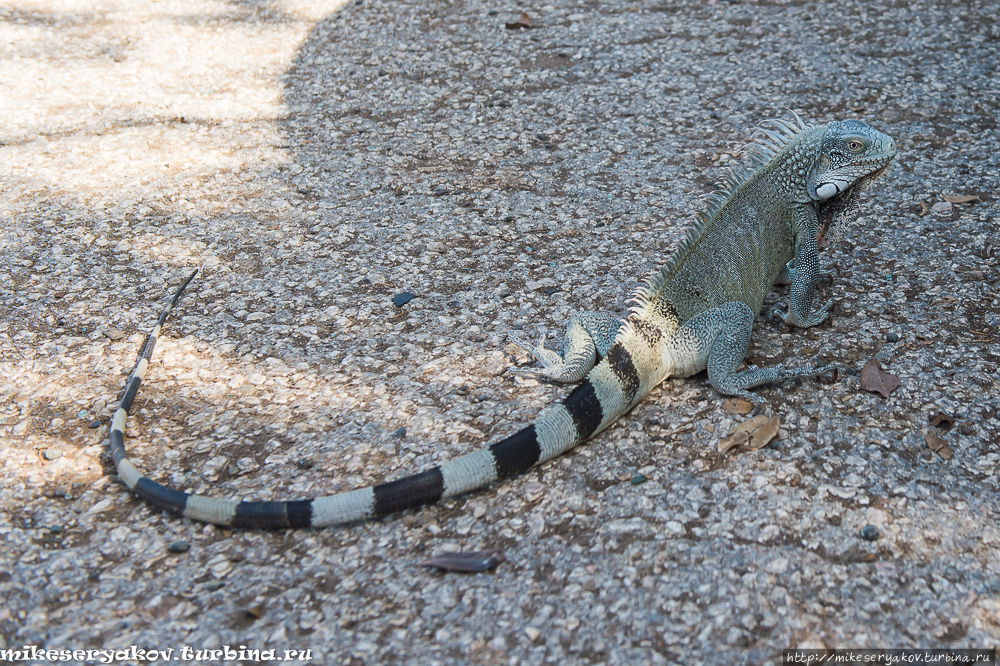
[861,525,880,541]
[886,332,899,342]
[103,328,127,341]
[88,421,101,429]
[630,473,647,485]
[206,580,225,591]
[931,201,953,216]
[167,540,191,554]
[42,449,63,461]
[392,427,407,438]
[49,525,62,534]
[296,459,314,470]
[524,626,540,642]
[392,292,416,307]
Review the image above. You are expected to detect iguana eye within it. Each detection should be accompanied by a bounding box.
[847,140,864,152]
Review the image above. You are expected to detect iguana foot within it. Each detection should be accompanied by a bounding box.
[507,331,593,383]
[778,297,833,328]
[508,333,562,373]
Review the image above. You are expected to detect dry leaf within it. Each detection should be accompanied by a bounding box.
[942,194,979,204]
[722,398,755,415]
[860,359,900,398]
[505,12,533,29]
[924,431,953,460]
[928,412,956,428]
[418,548,506,573]
[917,201,930,216]
[718,414,780,454]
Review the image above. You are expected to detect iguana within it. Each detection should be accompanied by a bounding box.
[107,115,896,528]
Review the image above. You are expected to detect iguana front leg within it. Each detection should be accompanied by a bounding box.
[778,206,832,328]
[509,311,624,383]
[775,259,836,286]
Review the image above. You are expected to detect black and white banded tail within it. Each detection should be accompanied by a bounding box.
[109,273,653,529]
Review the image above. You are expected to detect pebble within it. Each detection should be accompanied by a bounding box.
[931,201,953,216]
[167,541,191,554]
[392,292,416,307]
[861,525,880,542]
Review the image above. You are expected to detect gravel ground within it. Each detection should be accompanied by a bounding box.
[2,0,999,663]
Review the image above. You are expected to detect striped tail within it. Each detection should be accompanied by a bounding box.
[109,273,656,529]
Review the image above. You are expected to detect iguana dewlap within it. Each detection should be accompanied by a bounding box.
[107,115,896,528]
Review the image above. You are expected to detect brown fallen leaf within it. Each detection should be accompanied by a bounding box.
[860,359,900,399]
[418,548,506,573]
[928,412,956,428]
[722,398,754,415]
[924,431,953,460]
[718,414,781,454]
[917,201,930,216]
[747,415,780,450]
[505,12,533,29]
[942,194,979,204]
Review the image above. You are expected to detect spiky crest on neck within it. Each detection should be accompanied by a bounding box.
[619,112,815,336]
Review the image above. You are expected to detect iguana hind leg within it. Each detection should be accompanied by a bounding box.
[509,311,624,383]
[681,301,833,406]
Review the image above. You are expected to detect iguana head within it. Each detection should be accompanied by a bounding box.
[810,119,897,201]
[810,120,896,246]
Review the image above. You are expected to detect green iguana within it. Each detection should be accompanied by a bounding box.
[108,115,896,528]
